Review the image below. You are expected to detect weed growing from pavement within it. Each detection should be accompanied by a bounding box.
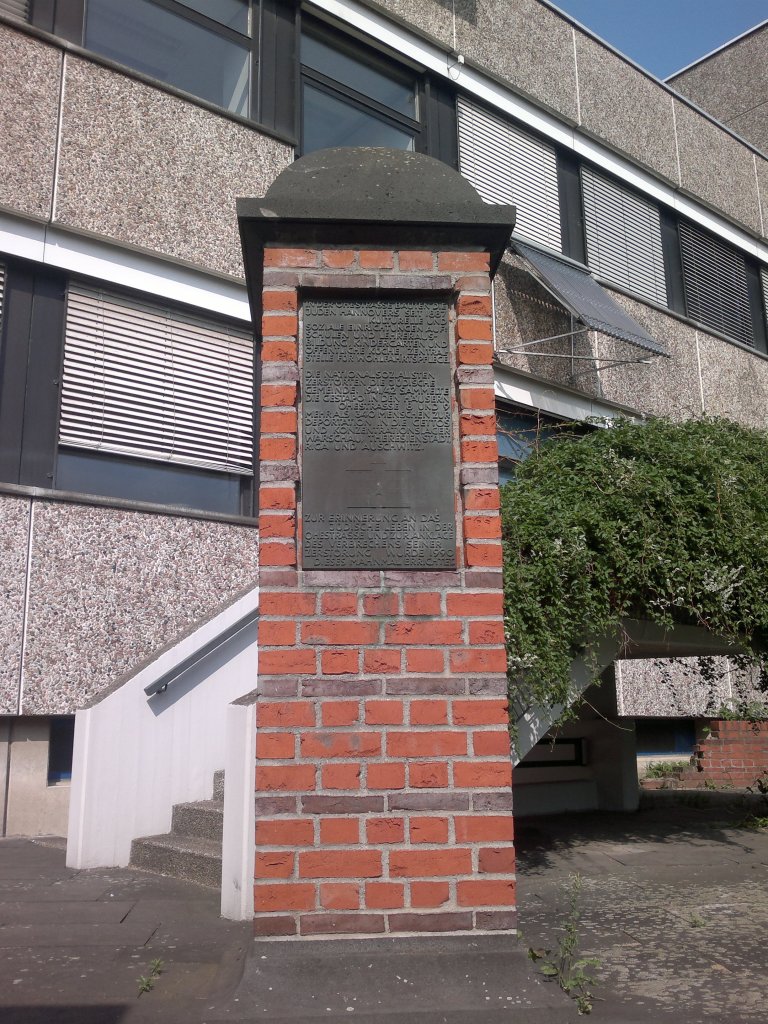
[137,959,164,996]
[528,873,599,1015]
[738,773,768,830]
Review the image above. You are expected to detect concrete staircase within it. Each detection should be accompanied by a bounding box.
[129,770,224,887]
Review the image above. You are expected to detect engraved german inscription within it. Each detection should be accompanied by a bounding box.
[302,296,455,570]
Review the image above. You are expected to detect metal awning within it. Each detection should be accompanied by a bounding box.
[511,241,669,358]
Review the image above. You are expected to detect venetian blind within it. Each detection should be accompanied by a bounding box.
[457,97,562,251]
[0,0,30,19]
[0,264,5,334]
[678,221,755,347]
[59,286,254,474]
[761,267,768,332]
[581,166,668,306]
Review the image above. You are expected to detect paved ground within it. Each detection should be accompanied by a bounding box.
[1,794,767,1022]
[515,793,768,1023]
[0,837,250,1024]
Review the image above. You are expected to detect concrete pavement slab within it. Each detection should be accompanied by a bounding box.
[203,935,580,1023]
[516,801,768,1024]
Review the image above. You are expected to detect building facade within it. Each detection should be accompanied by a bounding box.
[1,0,767,840]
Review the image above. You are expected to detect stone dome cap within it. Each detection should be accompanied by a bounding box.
[241,147,516,228]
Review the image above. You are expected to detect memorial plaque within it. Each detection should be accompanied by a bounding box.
[302,295,455,569]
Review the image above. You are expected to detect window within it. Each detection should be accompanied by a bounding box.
[678,221,767,352]
[0,258,255,516]
[57,285,254,514]
[19,0,300,135]
[457,98,562,252]
[85,0,252,117]
[48,716,75,785]
[496,406,586,484]
[300,19,422,154]
[581,166,668,306]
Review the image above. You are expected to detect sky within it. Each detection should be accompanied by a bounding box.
[549,0,768,79]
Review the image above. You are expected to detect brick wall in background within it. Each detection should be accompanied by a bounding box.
[253,244,515,939]
[693,719,768,785]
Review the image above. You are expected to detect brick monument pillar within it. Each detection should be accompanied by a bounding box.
[238,149,516,939]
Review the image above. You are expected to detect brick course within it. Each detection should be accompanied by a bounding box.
[254,245,513,938]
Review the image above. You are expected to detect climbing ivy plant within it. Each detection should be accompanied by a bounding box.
[500,416,768,722]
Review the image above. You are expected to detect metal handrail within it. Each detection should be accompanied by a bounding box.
[144,608,259,697]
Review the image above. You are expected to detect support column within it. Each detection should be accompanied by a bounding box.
[238,148,517,940]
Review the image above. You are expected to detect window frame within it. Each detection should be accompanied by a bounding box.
[298,14,457,166]
[299,16,424,156]
[0,255,258,518]
[456,94,563,252]
[27,0,300,140]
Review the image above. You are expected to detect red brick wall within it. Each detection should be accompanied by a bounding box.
[693,719,768,785]
[254,245,514,938]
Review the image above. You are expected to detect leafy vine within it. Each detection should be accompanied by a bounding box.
[500,417,768,724]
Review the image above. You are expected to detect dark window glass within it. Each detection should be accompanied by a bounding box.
[175,0,249,33]
[635,718,696,756]
[302,83,416,152]
[85,0,250,116]
[496,408,564,484]
[300,20,420,156]
[48,716,75,785]
[56,450,244,516]
[301,33,416,117]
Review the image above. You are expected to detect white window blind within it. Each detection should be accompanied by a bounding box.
[0,264,5,333]
[59,286,254,474]
[761,267,768,332]
[457,97,562,251]
[678,221,755,347]
[581,166,667,306]
[0,0,30,19]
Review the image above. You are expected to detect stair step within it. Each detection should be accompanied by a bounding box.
[213,769,225,801]
[172,799,224,842]
[130,833,222,888]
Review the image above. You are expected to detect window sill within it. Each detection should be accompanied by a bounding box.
[0,481,258,528]
[0,12,298,149]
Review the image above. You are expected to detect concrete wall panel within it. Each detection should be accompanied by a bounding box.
[456,0,579,123]
[575,34,679,184]
[757,157,768,240]
[697,331,768,430]
[5,718,70,836]
[669,25,768,155]
[674,99,763,237]
[593,293,703,421]
[54,56,292,278]
[728,109,768,159]
[618,657,733,718]
[373,0,579,122]
[0,24,61,221]
[368,0,455,49]
[21,502,259,715]
[0,495,30,715]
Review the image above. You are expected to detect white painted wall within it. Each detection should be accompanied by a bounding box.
[66,587,258,873]
[221,698,257,921]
